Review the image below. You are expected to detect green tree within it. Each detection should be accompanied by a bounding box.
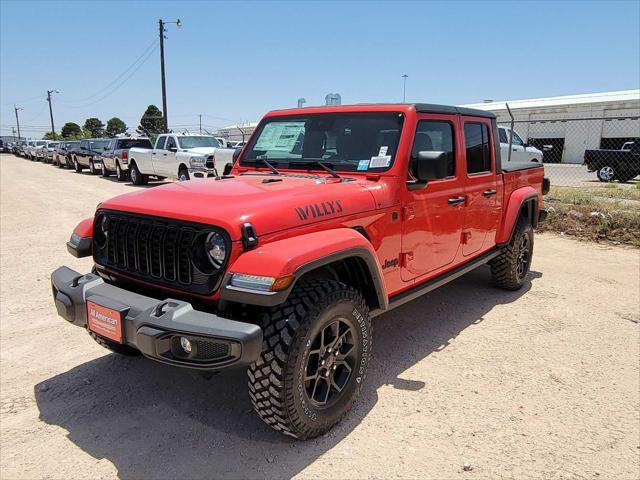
[83,117,105,137]
[61,122,82,139]
[43,131,59,140]
[138,105,164,136]
[105,117,127,137]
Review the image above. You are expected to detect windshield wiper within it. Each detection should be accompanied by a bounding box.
[258,158,280,175]
[291,160,342,179]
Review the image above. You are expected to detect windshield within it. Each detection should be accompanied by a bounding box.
[117,139,152,149]
[177,136,221,149]
[49,143,59,147]
[241,112,404,172]
[36,141,46,146]
[89,140,110,150]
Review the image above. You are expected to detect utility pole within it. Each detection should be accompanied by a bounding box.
[199,114,202,134]
[12,127,16,142]
[46,89,59,139]
[402,74,408,103]
[159,18,182,134]
[14,105,22,141]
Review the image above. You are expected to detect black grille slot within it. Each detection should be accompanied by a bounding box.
[192,339,230,360]
[93,212,228,295]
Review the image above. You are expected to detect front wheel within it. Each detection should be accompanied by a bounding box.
[178,168,190,181]
[73,157,82,173]
[129,163,147,185]
[597,165,615,182]
[490,217,534,290]
[89,160,99,175]
[248,280,371,439]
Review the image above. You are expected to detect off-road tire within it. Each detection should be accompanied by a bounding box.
[248,280,372,439]
[129,162,147,185]
[88,330,141,356]
[490,217,534,290]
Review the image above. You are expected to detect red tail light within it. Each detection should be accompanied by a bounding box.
[121,150,128,160]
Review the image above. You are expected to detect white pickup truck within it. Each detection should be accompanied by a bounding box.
[127,134,235,185]
[498,126,543,163]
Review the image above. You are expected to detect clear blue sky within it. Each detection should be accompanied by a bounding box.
[1,0,638,138]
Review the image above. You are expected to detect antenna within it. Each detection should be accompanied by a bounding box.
[506,103,514,163]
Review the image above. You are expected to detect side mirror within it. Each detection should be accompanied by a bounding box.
[168,147,178,153]
[414,151,449,182]
[232,148,242,162]
[223,162,233,176]
[103,146,109,150]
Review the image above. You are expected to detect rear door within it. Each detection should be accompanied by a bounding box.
[150,135,166,175]
[461,118,501,256]
[400,115,464,281]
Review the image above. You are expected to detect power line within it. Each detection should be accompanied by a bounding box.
[59,39,160,105]
[59,42,160,109]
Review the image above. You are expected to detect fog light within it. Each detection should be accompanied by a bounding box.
[180,336,192,354]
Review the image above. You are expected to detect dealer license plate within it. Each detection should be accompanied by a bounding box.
[87,300,123,343]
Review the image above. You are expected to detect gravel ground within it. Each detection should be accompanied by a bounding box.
[1,153,639,480]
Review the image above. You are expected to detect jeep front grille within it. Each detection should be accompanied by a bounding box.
[93,211,229,295]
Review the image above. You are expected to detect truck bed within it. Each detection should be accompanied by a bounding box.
[501,161,544,172]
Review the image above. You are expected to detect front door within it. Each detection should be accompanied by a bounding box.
[401,116,465,281]
[461,119,500,256]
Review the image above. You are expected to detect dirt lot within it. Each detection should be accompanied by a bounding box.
[1,153,639,479]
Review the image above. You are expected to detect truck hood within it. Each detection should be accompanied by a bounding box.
[181,147,219,156]
[98,174,382,241]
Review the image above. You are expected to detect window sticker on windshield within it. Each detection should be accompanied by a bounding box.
[357,159,370,171]
[370,155,391,168]
[378,146,388,156]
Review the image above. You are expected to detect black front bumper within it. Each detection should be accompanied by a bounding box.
[51,266,262,371]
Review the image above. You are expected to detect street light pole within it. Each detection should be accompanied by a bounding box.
[159,18,182,134]
[402,74,408,103]
[14,105,22,141]
[46,89,59,139]
[199,114,202,134]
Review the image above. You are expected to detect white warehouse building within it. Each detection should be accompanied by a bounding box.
[462,90,640,164]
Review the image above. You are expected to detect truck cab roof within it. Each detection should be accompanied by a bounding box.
[266,103,496,119]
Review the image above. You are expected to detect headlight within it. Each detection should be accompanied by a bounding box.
[189,156,205,167]
[206,232,226,267]
[94,214,108,248]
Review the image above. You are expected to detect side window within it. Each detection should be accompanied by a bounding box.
[498,128,508,144]
[166,136,177,150]
[511,130,524,146]
[410,120,455,178]
[155,136,166,149]
[464,123,492,174]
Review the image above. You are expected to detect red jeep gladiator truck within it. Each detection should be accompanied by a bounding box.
[51,103,549,439]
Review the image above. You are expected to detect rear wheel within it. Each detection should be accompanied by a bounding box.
[597,165,615,182]
[490,217,534,290]
[248,280,371,439]
[116,162,127,181]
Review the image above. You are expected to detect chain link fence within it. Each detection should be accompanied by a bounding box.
[496,114,640,246]
[497,115,639,187]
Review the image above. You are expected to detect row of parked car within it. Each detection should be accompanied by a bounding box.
[10,134,243,184]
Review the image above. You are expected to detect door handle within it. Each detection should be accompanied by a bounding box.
[483,189,497,196]
[151,152,156,155]
[448,196,465,205]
